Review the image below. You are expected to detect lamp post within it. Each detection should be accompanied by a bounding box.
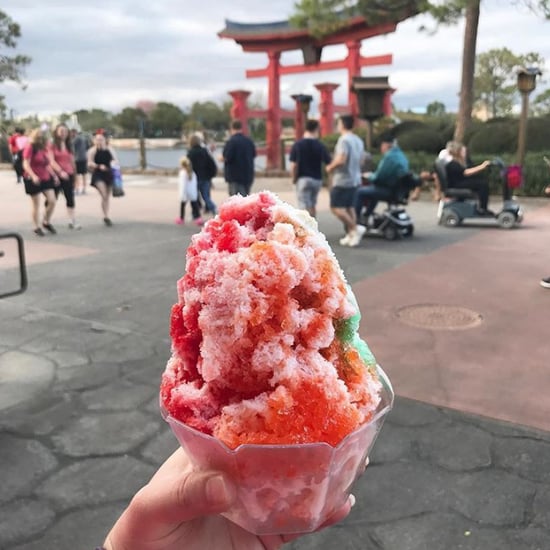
[291,93,313,141]
[516,67,541,169]
[351,76,392,151]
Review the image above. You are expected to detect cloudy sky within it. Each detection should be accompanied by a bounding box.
[2,0,549,118]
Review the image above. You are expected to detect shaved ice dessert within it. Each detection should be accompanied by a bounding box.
[160,191,393,534]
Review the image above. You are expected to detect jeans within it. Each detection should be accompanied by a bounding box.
[355,185,394,221]
[198,179,217,213]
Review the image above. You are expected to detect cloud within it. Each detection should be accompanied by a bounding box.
[2,0,549,117]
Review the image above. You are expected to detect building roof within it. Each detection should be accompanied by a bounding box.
[218,6,419,53]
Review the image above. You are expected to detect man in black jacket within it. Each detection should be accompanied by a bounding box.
[222,120,256,196]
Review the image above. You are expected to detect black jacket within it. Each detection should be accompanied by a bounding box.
[187,145,215,181]
[223,133,256,186]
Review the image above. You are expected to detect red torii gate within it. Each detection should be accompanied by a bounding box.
[219,14,410,170]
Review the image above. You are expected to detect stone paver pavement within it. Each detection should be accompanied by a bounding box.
[1,170,549,549]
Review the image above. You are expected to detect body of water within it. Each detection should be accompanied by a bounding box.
[115,147,275,171]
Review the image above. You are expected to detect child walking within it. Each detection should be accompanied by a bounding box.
[176,157,203,226]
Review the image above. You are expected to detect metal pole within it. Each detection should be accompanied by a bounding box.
[516,91,529,168]
[365,120,373,152]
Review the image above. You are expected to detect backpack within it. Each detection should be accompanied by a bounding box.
[204,149,218,180]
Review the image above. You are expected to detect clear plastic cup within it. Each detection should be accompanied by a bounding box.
[161,365,393,535]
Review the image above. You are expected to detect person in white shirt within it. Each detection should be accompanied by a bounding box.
[176,157,203,226]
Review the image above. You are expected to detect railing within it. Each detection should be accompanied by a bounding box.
[0,233,28,299]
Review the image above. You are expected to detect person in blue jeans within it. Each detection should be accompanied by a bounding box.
[187,134,218,215]
[289,119,331,218]
[355,135,409,226]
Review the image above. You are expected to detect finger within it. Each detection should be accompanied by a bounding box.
[135,469,237,526]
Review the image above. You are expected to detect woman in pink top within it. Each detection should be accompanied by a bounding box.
[49,123,80,229]
[22,128,60,236]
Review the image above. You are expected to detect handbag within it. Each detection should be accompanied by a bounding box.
[111,166,125,197]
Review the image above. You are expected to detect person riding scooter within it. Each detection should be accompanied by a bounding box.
[445,141,492,215]
[355,134,409,226]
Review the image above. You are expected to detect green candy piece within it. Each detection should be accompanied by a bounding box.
[335,286,376,365]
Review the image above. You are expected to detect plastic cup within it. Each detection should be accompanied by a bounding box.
[161,365,393,535]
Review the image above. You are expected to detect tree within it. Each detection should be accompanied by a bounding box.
[291,0,550,142]
[113,107,148,137]
[73,108,112,133]
[0,10,31,86]
[0,95,7,120]
[426,100,446,117]
[188,101,230,132]
[149,102,186,137]
[474,48,545,118]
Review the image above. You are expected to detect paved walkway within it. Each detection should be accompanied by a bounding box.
[1,170,550,549]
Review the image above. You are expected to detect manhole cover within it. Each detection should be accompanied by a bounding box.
[396,304,483,330]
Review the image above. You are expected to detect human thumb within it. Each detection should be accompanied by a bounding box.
[149,470,237,524]
[105,471,237,547]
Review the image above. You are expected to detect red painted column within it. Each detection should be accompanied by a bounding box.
[266,51,281,170]
[315,83,339,136]
[383,89,396,117]
[346,41,361,118]
[228,90,251,134]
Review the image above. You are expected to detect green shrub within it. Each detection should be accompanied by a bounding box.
[526,116,550,151]
[467,121,517,155]
[395,128,444,154]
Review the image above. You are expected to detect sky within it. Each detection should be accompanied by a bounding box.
[2,0,549,119]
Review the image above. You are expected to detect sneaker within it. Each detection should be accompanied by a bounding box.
[356,224,367,239]
[34,227,45,237]
[194,217,204,226]
[175,218,184,225]
[348,230,362,247]
[339,234,351,246]
[541,277,550,289]
[103,217,113,227]
[42,222,57,234]
[68,221,82,230]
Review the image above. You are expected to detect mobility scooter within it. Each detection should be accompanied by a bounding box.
[357,173,417,240]
[435,158,523,229]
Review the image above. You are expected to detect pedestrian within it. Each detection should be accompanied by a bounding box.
[49,123,80,230]
[99,447,355,550]
[187,133,218,216]
[87,132,119,226]
[72,129,91,195]
[9,127,27,184]
[289,119,332,218]
[22,128,59,236]
[176,157,203,226]
[222,120,256,197]
[326,114,366,247]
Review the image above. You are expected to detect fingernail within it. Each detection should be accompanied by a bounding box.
[206,475,232,507]
[349,494,356,508]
